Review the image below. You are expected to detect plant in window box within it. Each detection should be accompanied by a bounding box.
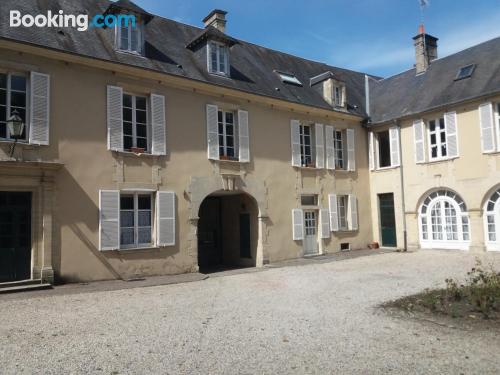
[306,162,315,168]
[219,155,230,161]
[130,147,145,154]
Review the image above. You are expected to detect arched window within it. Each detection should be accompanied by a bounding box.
[419,190,470,250]
[484,188,500,251]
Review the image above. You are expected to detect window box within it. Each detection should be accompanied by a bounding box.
[130,147,145,154]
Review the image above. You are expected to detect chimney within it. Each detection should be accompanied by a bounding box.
[203,9,227,33]
[413,24,438,74]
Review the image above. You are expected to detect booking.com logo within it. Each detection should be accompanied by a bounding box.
[9,10,136,32]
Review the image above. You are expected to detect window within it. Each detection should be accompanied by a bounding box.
[334,130,345,169]
[120,193,152,249]
[419,190,470,249]
[301,195,317,206]
[209,42,229,76]
[0,73,27,140]
[117,19,142,54]
[428,117,447,159]
[276,71,302,86]
[218,110,236,159]
[337,195,348,231]
[377,130,391,168]
[299,124,313,166]
[333,85,343,106]
[123,93,148,152]
[455,64,475,81]
[484,188,500,250]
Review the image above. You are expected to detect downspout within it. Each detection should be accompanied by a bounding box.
[395,120,408,251]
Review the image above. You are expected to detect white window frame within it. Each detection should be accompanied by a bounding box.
[483,188,500,251]
[419,190,470,250]
[299,123,314,167]
[217,109,237,159]
[427,117,448,161]
[334,129,345,170]
[120,192,154,250]
[208,41,230,76]
[333,85,343,107]
[337,195,349,231]
[0,71,29,141]
[495,103,500,151]
[122,93,150,153]
[116,20,143,54]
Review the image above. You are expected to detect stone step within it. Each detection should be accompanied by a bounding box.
[0,281,52,294]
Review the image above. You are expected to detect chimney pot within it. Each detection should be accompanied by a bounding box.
[203,9,227,33]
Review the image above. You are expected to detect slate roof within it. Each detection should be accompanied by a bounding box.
[0,0,371,117]
[369,36,500,124]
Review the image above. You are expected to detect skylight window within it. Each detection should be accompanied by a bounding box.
[276,71,302,86]
[455,64,475,81]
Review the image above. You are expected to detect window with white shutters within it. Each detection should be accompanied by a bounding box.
[328,194,339,232]
[319,208,330,239]
[30,71,50,145]
[374,127,401,169]
[299,124,314,167]
[123,93,149,152]
[325,125,335,170]
[120,193,153,249]
[157,191,176,246]
[292,208,304,240]
[389,127,401,167]
[346,128,355,171]
[99,190,120,251]
[0,72,28,141]
[337,195,348,231]
[413,119,425,163]
[479,102,496,153]
[315,123,324,168]
[426,113,459,161]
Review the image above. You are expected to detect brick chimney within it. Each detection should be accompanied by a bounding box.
[413,24,438,74]
[203,9,227,33]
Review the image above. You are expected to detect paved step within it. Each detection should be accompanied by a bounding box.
[0,282,52,294]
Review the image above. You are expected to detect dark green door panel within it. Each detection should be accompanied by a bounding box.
[379,193,397,247]
[0,192,32,282]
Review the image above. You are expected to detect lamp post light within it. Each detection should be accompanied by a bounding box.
[7,110,25,157]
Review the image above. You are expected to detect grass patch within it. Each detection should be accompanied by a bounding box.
[384,260,500,320]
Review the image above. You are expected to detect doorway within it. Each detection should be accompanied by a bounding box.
[0,192,32,282]
[197,192,257,273]
[303,210,318,255]
[379,193,397,247]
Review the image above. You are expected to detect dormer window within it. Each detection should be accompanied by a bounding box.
[309,71,346,108]
[276,71,302,86]
[208,41,229,76]
[117,18,143,54]
[333,84,343,106]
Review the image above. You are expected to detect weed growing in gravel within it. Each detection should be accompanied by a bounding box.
[384,259,500,320]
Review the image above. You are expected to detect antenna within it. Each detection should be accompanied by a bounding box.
[419,0,429,25]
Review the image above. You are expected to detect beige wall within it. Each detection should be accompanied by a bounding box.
[0,47,373,282]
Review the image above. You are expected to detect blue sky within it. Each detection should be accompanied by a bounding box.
[135,0,500,77]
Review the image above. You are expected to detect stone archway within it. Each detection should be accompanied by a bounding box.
[187,174,268,271]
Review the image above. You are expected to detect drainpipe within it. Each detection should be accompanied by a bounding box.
[395,120,408,251]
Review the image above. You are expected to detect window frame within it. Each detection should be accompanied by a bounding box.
[0,71,29,142]
[334,129,346,170]
[122,92,150,153]
[337,195,349,231]
[299,123,314,167]
[333,84,343,107]
[375,130,392,169]
[427,117,448,161]
[120,192,154,250]
[208,41,230,76]
[217,109,237,159]
[116,19,143,55]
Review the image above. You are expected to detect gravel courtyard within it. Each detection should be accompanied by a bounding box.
[1,250,500,374]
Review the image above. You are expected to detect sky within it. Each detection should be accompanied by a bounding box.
[134,0,500,78]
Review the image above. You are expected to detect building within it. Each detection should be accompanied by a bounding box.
[0,0,498,284]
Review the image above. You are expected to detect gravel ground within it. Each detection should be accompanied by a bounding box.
[1,250,500,374]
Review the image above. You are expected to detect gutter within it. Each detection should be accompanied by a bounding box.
[395,120,407,251]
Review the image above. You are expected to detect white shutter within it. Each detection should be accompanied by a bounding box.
[157,191,175,246]
[413,119,425,163]
[315,123,325,168]
[291,120,301,167]
[319,208,330,239]
[479,103,495,153]
[389,126,401,167]
[328,194,339,232]
[346,128,355,171]
[107,85,123,151]
[206,104,219,160]
[368,131,375,170]
[325,125,335,170]
[151,94,166,155]
[99,190,120,251]
[348,194,358,231]
[29,72,50,145]
[444,111,459,158]
[238,110,250,162]
[292,208,304,240]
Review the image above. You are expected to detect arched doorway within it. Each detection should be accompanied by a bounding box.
[197,191,258,273]
[418,189,470,250]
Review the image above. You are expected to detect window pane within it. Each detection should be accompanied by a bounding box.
[138,211,151,226]
[226,125,233,135]
[138,195,151,209]
[131,28,139,52]
[9,91,25,108]
[120,228,134,245]
[120,196,134,210]
[136,110,147,124]
[226,135,234,147]
[0,106,5,122]
[120,211,134,227]
[226,147,234,157]
[138,227,151,244]
[124,136,133,150]
[377,131,391,167]
[0,89,6,106]
[430,133,436,145]
[123,122,133,135]
[136,97,146,111]
[136,124,147,138]
[225,112,233,124]
[0,123,6,138]
[429,120,435,131]
[0,74,6,89]
[123,94,132,108]
[123,108,132,122]
[439,118,445,129]
[10,75,26,91]
[136,137,147,150]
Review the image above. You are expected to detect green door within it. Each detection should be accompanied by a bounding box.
[379,193,397,247]
[0,192,32,282]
